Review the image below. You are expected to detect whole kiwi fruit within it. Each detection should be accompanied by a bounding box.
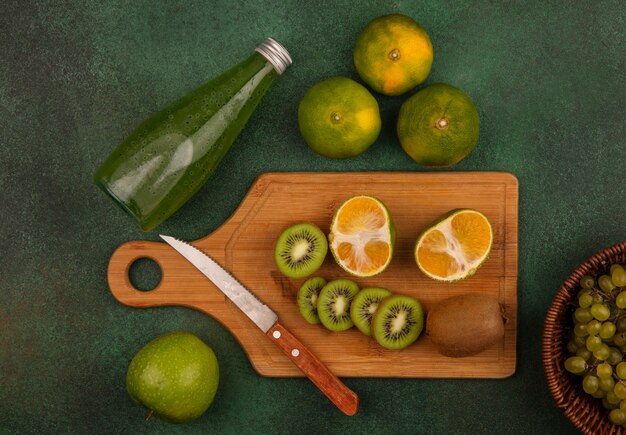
[426,294,505,357]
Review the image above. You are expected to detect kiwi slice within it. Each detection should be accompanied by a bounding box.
[274,223,328,278]
[317,279,360,331]
[297,277,327,324]
[350,287,392,336]
[371,294,424,350]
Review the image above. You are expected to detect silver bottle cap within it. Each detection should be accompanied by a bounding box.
[255,37,292,75]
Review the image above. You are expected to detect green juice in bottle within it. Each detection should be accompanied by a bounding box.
[94,38,292,231]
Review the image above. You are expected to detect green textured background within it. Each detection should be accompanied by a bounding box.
[1,0,624,433]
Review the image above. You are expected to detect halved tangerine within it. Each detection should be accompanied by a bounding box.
[329,196,395,277]
[415,209,493,282]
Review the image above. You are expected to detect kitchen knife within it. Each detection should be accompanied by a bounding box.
[159,234,359,416]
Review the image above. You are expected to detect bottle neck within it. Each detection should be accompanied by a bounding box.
[255,38,292,75]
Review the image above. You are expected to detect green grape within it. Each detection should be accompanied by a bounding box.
[612,264,622,275]
[617,292,626,309]
[620,399,626,411]
[594,344,611,360]
[581,275,595,289]
[620,345,626,355]
[592,388,607,399]
[564,356,587,374]
[614,410,626,424]
[586,320,602,335]
[602,397,619,411]
[575,307,593,323]
[616,383,626,400]
[610,409,626,424]
[613,266,626,287]
[601,377,616,391]
[566,340,578,353]
[576,348,592,360]
[617,362,626,379]
[600,275,616,293]
[608,390,623,404]
[608,347,623,365]
[579,291,593,308]
[601,322,617,340]
[618,318,626,332]
[586,335,603,352]
[592,293,604,304]
[574,335,586,347]
[591,303,611,321]
[614,333,626,347]
[574,323,590,337]
[583,374,600,394]
[597,363,613,379]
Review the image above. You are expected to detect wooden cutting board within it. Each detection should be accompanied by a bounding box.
[108,172,518,378]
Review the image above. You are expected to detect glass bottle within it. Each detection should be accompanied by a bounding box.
[94,38,292,231]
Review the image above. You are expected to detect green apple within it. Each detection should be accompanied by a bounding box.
[126,332,219,423]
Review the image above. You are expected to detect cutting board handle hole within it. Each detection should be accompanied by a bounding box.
[128,257,162,292]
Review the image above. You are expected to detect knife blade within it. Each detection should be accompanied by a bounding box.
[159,234,359,416]
[159,235,277,332]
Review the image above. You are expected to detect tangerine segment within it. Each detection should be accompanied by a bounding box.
[417,230,460,278]
[336,197,386,234]
[450,212,492,262]
[335,240,390,276]
[337,242,356,270]
[364,240,391,269]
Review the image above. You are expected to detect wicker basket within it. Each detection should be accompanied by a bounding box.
[543,242,626,434]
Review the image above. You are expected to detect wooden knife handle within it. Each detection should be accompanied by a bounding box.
[267,322,358,416]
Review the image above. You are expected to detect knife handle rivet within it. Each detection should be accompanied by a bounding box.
[291,349,300,357]
[272,330,281,339]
